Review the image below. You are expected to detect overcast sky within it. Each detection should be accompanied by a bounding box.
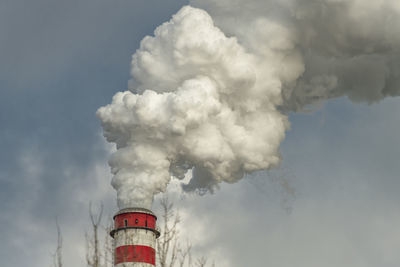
[1,0,399,267]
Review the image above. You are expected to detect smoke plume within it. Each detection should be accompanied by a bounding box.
[191,0,400,109]
[97,1,400,209]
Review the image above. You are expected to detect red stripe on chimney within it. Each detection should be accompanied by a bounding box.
[115,245,155,265]
[115,213,156,229]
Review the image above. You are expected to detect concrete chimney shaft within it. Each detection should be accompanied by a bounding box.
[110,208,160,267]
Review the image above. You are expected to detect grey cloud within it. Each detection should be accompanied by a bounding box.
[2,0,400,267]
[164,98,400,267]
[0,0,187,266]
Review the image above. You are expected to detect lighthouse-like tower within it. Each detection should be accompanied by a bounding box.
[110,208,160,267]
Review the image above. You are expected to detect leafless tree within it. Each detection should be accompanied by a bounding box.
[52,218,63,267]
[157,197,180,267]
[178,243,192,267]
[86,203,113,267]
[195,257,207,267]
[156,197,214,267]
[52,199,214,267]
[102,222,114,267]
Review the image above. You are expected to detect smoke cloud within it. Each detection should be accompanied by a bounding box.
[97,1,400,209]
[191,0,400,109]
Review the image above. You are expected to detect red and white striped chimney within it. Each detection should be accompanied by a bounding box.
[110,208,160,267]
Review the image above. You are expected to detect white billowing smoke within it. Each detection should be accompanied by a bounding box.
[98,1,400,209]
[98,6,288,209]
[190,0,400,109]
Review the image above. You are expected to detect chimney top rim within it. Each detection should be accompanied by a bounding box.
[114,207,156,218]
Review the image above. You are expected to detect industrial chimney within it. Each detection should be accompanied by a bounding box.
[110,208,160,266]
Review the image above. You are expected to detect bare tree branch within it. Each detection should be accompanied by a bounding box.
[86,203,110,267]
[52,218,63,267]
[157,197,181,267]
[51,199,213,267]
[156,197,213,267]
[196,257,207,267]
